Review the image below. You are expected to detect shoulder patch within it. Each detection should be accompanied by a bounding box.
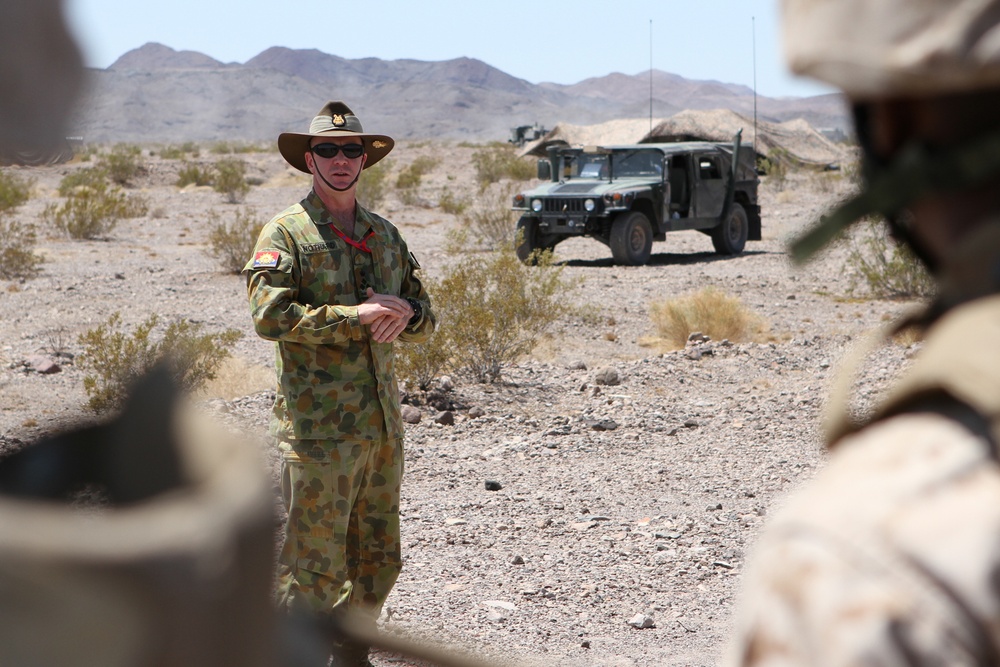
[252,249,281,269]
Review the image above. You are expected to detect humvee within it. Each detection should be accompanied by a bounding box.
[512,132,760,265]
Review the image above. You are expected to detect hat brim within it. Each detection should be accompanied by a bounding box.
[278,130,394,173]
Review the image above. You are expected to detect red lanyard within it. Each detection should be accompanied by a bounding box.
[328,224,374,254]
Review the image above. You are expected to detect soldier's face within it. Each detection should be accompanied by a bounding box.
[306,136,367,191]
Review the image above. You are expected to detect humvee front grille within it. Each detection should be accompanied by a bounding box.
[541,198,587,214]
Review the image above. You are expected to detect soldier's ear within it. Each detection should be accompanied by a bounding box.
[304,150,316,174]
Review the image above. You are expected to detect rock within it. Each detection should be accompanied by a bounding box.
[485,480,502,491]
[444,518,467,526]
[567,360,587,370]
[593,367,621,386]
[511,555,525,565]
[585,419,618,431]
[26,356,60,374]
[486,610,505,623]
[581,640,591,649]
[401,405,422,424]
[439,375,455,391]
[627,613,656,629]
[468,406,485,419]
[484,600,516,611]
[435,410,455,425]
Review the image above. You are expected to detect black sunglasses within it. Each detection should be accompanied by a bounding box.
[311,143,364,159]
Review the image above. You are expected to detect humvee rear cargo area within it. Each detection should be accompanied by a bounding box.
[512,134,760,265]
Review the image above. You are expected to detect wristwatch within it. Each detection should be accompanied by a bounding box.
[405,298,422,326]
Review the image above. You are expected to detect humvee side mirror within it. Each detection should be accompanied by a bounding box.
[537,159,551,181]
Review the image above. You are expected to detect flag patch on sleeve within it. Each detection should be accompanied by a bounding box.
[252,249,281,269]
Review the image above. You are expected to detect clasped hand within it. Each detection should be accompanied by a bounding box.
[356,287,413,343]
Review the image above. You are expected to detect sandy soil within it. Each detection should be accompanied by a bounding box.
[0,144,918,666]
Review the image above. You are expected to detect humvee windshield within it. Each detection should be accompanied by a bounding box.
[565,150,663,180]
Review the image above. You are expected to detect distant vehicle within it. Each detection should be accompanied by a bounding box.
[508,123,548,148]
[512,132,760,265]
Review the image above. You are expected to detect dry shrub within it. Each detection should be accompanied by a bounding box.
[396,155,439,205]
[472,143,535,189]
[846,218,934,299]
[0,218,43,280]
[97,144,145,186]
[650,287,765,349]
[357,159,390,210]
[176,161,214,188]
[438,188,468,215]
[396,246,573,386]
[206,207,265,273]
[57,166,107,196]
[45,181,148,239]
[462,184,517,249]
[0,169,32,212]
[213,157,250,203]
[78,312,241,414]
[196,356,274,399]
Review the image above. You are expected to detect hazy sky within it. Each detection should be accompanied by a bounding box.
[65,0,833,99]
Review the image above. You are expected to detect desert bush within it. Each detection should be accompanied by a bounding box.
[0,218,43,279]
[357,159,391,210]
[409,247,572,384]
[0,169,33,212]
[210,141,263,155]
[157,143,198,160]
[213,157,250,203]
[45,181,148,239]
[206,207,266,273]
[58,166,108,196]
[394,282,453,391]
[78,311,241,414]
[98,144,145,186]
[176,161,214,188]
[438,188,468,215]
[463,184,517,249]
[650,287,765,349]
[395,156,440,205]
[759,147,793,192]
[846,218,935,298]
[472,143,535,189]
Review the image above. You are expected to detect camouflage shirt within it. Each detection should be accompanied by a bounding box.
[244,190,434,442]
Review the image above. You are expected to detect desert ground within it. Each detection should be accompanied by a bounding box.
[0,143,917,666]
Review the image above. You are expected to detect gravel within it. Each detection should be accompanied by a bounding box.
[0,145,919,666]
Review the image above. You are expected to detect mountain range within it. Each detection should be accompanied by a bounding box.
[73,42,849,145]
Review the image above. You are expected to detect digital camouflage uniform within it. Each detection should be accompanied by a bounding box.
[727,228,1000,665]
[245,190,434,622]
[727,1,1000,663]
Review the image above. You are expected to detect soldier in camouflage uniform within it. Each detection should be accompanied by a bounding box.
[244,101,434,666]
[726,1,1000,665]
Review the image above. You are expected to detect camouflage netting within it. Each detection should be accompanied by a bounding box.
[522,108,850,168]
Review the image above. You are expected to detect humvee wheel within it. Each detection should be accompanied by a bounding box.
[610,211,653,265]
[711,202,748,255]
[515,216,556,264]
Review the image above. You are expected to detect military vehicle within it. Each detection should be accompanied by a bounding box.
[512,132,760,265]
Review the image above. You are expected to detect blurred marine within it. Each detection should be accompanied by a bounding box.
[728,0,1000,664]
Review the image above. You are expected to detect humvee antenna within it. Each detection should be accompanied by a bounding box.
[752,16,758,154]
[649,19,653,133]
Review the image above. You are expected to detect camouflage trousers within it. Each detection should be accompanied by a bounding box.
[275,435,403,623]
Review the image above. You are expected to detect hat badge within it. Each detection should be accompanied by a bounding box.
[331,114,346,127]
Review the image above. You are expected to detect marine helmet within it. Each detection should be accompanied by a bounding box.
[783,0,1000,263]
